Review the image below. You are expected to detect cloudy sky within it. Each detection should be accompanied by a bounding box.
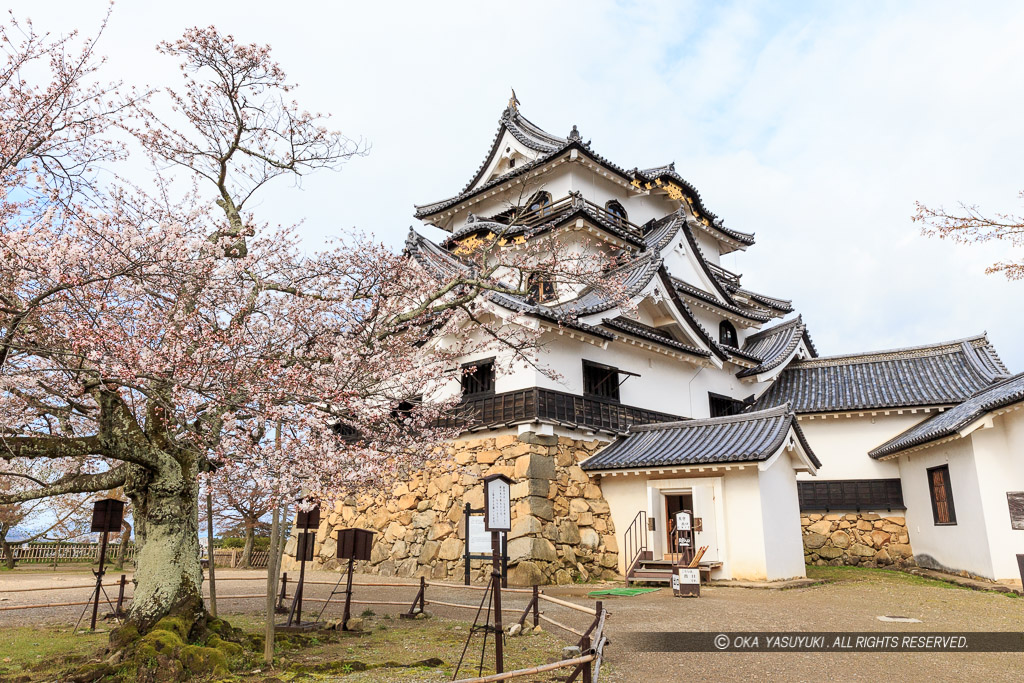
[15,1,1024,368]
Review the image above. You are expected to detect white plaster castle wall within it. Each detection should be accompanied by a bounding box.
[594,474,647,575]
[795,413,922,482]
[970,409,1024,581]
[758,451,810,580]
[897,437,995,579]
[719,468,769,580]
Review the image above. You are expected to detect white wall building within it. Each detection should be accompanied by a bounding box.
[389,99,1024,586]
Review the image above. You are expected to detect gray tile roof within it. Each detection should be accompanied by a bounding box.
[755,335,1009,414]
[552,252,663,316]
[600,316,711,359]
[581,404,819,471]
[637,165,755,246]
[736,316,813,378]
[870,371,1024,458]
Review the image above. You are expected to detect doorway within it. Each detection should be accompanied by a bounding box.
[664,493,693,559]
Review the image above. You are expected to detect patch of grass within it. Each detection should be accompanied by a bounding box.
[806,565,1018,597]
[0,624,106,679]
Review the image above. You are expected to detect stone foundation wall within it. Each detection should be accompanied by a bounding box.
[283,433,619,585]
[801,512,914,568]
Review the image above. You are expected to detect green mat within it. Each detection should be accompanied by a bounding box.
[587,587,660,597]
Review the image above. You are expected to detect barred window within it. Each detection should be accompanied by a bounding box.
[928,465,957,525]
[461,360,495,397]
[797,479,905,511]
[583,360,620,402]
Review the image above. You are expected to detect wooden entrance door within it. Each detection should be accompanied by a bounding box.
[664,493,693,561]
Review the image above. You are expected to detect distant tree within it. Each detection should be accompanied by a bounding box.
[204,466,274,569]
[0,464,89,568]
[914,191,1024,279]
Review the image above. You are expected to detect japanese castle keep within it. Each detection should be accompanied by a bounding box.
[288,100,1024,587]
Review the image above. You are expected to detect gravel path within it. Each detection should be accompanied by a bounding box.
[2,567,1022,681]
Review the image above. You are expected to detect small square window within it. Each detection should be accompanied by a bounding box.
[927,465,957,525]
[583,360,620,402]
[461,360,495,397]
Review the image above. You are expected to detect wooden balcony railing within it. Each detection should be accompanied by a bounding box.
[439,387,681,434]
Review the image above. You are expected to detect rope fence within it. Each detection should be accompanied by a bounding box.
[1,571,609,682]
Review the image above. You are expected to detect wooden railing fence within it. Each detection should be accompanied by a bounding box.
[11,541,137,565]
[1,573,609,681]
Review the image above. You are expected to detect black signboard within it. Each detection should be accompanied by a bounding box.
[90,498,125,533]
[295,531,316,562]
[337,528,374,561]
[295,504,321,530]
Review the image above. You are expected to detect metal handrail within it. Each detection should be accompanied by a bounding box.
[623,510,647,583]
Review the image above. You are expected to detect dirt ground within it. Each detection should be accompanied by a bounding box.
[1,565,1022,681]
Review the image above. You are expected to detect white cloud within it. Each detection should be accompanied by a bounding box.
[13,0,1024,368]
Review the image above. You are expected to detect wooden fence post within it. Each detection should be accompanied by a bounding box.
[581,635,592,683]
[115,574,127,615]
[277,572,288,610]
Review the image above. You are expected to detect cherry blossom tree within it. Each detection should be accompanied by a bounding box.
[0,16,625,652]
[203,465,274,569]
[914,191,1024,280]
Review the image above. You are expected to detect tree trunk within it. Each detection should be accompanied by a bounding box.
[121,458,206,635]
[1,537,14,570]
[115,520,132,570]
[240,523,254,569]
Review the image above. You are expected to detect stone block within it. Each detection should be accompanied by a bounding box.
[881,524,902,534]
[508,516,542,540]
[514,496,554,521]
[514,453,556,480]
[485,465,514,479]
[583,484,602,499]
[817,545,844,560]
[476,450,501,465]
[580,528,600,549]
[392,539,409,559]
[874,549,892,565]
[803,533,827,549]
[511,479,550,499]
[557,520,581,545]
[419,540,439,564]
[428,523,454,541]
[856,520,873,531]
[849,543,875,557]
[397,494,419,510]
[465,487,484,509]
[438,537,464,561]
[824,514,841,521]
[870,530,890,548]
[508,560,543,586]
[569,498,590,514]
[495,434,518,449]
[830,530,851,548]
[412,510,436,529]
[574,512,594,527]
[884,516,906,525]
[588,500,610,515]
[602,534,618,553]
[887,543,913,559]
[807,520,832,536]
[566,466,588,484]
[862,513,880,521]
[507,536,558,563]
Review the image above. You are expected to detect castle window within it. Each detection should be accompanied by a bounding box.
[527,272,556,303]
[391,396,422,422]
[928,465,957,525]
[461,359,495,397]
[709,393,745,418]
[719,320,738,347]
[508,157,516,169]
[583,360,620,402]
[528,192,552,218]
[605,200,627,224]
